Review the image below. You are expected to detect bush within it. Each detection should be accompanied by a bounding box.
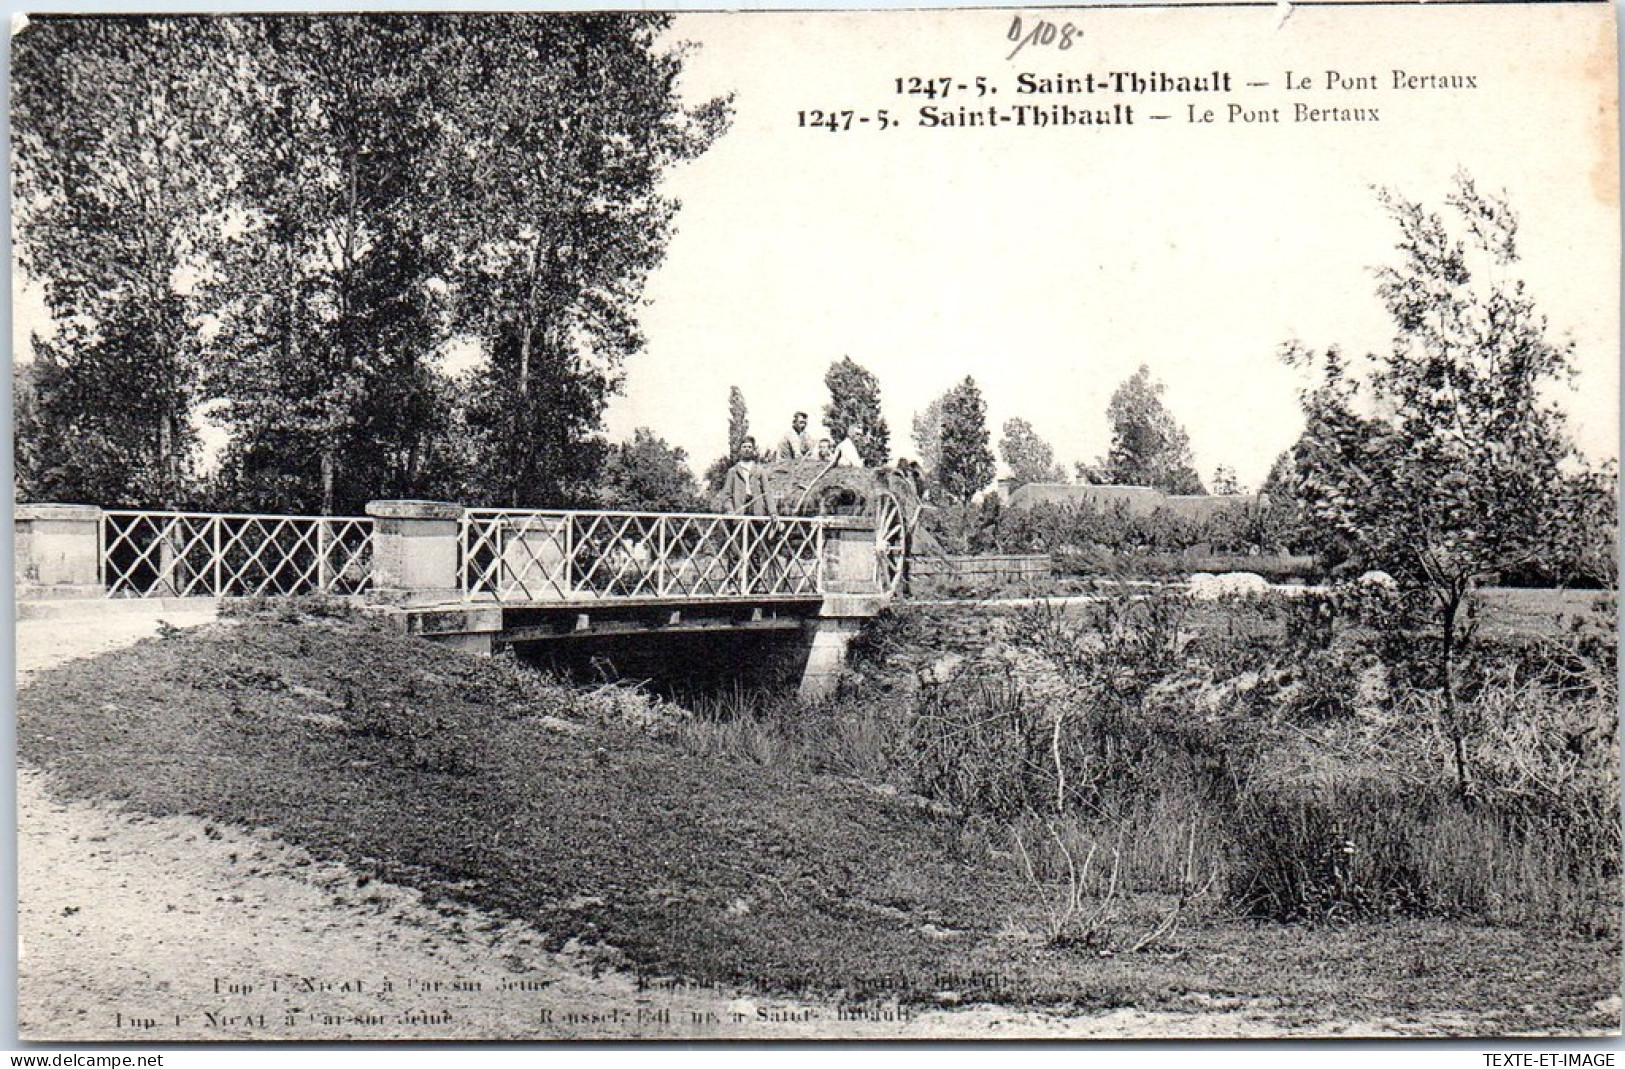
[992,499,1311,559]
[1230,776,1436,921]
[1282,652,1343,722]
[906,668,1046,818]
[1051,549,1320,584]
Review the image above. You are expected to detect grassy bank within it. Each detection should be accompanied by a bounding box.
[15,599,1620,1028]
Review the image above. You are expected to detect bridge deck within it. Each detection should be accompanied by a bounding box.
[399,593,833,646]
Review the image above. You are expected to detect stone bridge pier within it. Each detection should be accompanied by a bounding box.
[798,518,888,699]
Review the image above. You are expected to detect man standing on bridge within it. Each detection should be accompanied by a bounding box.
[722,437,780,593]
[723,437,777,517]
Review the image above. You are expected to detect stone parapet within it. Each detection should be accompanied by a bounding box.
[15,503,104,597]
[365,500,463,522]
[820,516,880,595]
[365,500,463,605]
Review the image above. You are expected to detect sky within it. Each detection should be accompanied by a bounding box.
[601,4,1620,490]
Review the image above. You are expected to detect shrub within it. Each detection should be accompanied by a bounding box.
[1282,591,1337,652]
[905,668,1046,818]
[991,499,1312,560]
[1051,549,1320,584]
[1281,646,1364,723]
[1229,775,1435,922]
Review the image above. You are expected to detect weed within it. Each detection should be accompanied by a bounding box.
[219,594,362,622]
[1010,813,1220,952]
[906,667,1043,818]
[1013,818,1121,949]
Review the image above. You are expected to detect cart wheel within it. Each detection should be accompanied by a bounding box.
[872,490,908,595]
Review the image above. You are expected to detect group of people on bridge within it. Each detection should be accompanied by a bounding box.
[721,411,925,518]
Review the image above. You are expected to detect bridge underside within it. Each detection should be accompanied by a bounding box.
[390,593,883,698]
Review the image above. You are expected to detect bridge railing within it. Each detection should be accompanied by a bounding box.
[22,502,842,604]
[100,510,373,598]
[460,509,825,602]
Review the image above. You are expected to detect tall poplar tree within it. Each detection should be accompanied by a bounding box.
[938,376,996,506]
[205,16,452,514]
[822,356,890,466]
[13,16,234,507]
[440,14,730,508]
[14,14,729,514]
[727,386,750,461]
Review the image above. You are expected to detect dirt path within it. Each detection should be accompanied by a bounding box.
[12,607,1514,1041]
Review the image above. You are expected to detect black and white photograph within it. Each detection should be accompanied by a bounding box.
[8,2,1621,1044]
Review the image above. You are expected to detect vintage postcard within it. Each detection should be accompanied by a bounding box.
[10,2,1620,1043]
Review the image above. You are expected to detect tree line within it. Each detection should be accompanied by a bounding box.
[712,356,1218,506]
[13,14,727,515]
[12,15,1229,520]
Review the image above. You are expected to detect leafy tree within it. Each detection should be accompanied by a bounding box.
[1210,464,1242,496]
[597,428,704,512]
[701,456,733,497]
[939,376,996,506]
[911,395,945,479]
[13,14,729,516]
[1260,450,1295,497]
[204,16,454,514]
[12,16,236,507]
[440,14,728,508]
[999,417,1065,488]
[1545,464,1619,588]
[1253,448,1310,554]
[1073,460,1106,485]
[822,356,890,466]
[1284,174,1596,798]
[1098,365,1206,495]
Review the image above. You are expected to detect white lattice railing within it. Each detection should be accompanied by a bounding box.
[461,509,825,603]
[101,511,373,598]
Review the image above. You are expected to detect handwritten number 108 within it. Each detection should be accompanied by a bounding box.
[1007,16,1080,61]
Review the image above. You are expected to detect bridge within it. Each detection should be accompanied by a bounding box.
[14,500,895,697]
